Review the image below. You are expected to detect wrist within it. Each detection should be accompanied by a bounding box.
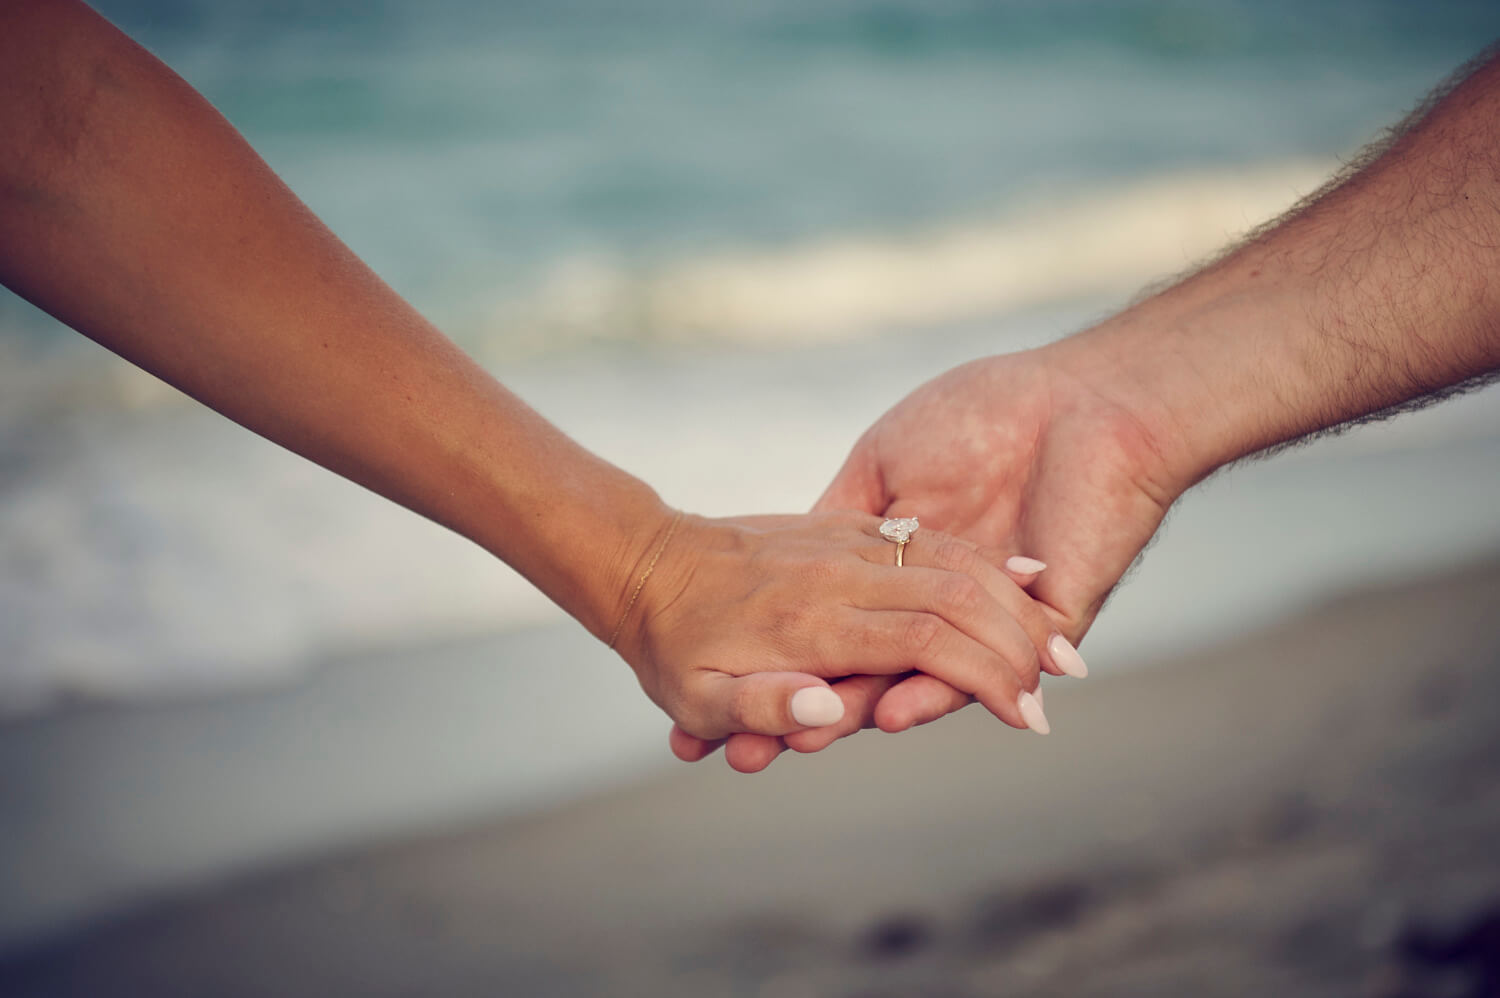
[446,414,680,643]
[605,507,686,651]
[529,481,680,646]
[605,511,717,671]
[1047,254,1323,494]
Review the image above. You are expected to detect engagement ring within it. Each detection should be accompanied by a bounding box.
[879,516,919,567]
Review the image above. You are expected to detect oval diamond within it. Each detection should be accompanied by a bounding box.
[879,517,919,543]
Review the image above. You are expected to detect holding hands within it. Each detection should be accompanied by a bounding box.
[0,1,1068,769]
[6,4,1499,774]
[674,42,1500,765]
[671,344,1166,769]
[613,511,1058,766]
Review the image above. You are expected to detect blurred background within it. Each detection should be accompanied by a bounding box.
[3,1,1500,994]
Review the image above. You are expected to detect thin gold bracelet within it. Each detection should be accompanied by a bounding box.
[607,510,684,649]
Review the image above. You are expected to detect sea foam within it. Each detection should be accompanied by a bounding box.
[490,161,1334,352]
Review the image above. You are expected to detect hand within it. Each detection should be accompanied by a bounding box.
[673,344,1181,770]
[611,509,1060,768]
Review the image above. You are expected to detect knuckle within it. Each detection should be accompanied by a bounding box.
[1023,651,1043,686]
[901,613,947,658]
[727,680,772,732]
[930,537,977,574]
[976,544,1010,570]
[1006,643,1042,688]
[1018,599,1055,642]
[937,573,985,617]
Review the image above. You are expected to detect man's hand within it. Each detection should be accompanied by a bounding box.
[672,343,1183,770]
[674,48,1500,772]
[816,349,1177,638]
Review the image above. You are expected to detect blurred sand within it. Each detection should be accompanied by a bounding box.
[2,558,1498,997]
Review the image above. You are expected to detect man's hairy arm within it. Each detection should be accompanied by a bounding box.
[682,47,1500,770]
[1069,47,1500,495]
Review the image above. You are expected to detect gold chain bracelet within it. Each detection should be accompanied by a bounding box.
[607,510,684,649]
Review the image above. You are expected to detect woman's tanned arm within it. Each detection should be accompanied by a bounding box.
[0,0,1066,755]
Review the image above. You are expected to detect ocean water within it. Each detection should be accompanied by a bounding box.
[4,2,1500,953]
[3,0,1500,713]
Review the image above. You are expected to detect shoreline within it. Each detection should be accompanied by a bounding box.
[4,555,1499,995]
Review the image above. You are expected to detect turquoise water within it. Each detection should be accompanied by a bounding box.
[8,0,1499,344]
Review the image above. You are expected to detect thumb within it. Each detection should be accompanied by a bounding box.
[812,442,884,515]
[688,672,845,738]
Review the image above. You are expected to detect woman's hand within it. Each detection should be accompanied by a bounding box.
[609,509,1060,766]
[671,345,1177,770]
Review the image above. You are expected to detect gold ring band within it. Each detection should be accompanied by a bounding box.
[879,516,919,568]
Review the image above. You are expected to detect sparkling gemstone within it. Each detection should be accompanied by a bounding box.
[879,517,919,543]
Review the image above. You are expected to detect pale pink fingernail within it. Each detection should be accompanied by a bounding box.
[1048,633,1088,679]
[790,687,844,727]
[1032,685,1044,710]
[1017,691,1050,735]
[1005,555,1047,575]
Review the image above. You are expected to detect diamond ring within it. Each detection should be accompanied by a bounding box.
[879,516,919,567]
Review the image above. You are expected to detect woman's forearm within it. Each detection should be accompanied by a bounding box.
[0,0,667,638]
[0,1,1085,747]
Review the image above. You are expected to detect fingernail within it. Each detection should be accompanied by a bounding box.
[1005,555,1047,575]
[1017,691,1050,735]
[791,687,844,727]
[1032,684,1043,710]
[1048,633,1089,679]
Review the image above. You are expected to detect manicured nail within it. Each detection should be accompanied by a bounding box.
[790,687,844,727]
[1017,691,1050,735]
[1005,555,1047,575]
[1048,633,1088,679]
[1032,684,1044,710]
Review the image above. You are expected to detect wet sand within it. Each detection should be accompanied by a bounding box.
[3,558,1499,997]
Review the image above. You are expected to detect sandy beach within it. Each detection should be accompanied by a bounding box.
[1,556,1497,997]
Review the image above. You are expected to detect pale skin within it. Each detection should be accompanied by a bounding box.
[0,0,1079,761]
[677,47,1500,771]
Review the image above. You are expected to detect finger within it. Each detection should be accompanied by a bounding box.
[669,724,725,762]
[873,673,975,733]
[929,535,1064,675]
[972,537,1094,646]
[723,673,890,769]
[903,530,1048,591]
[685,671,845,740]
[984,548,1085,678]
[812,606,1033,730]
[855,563,1045,694]
[934,534,1050,595]
[999,552,1047,586]
[886,531,1080,681]
[724,733,787,773]
[784,674,897,753]
[730,676,900,766]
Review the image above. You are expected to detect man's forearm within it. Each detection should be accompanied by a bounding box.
[1054,48,1500,494]
[0,0,668,638]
